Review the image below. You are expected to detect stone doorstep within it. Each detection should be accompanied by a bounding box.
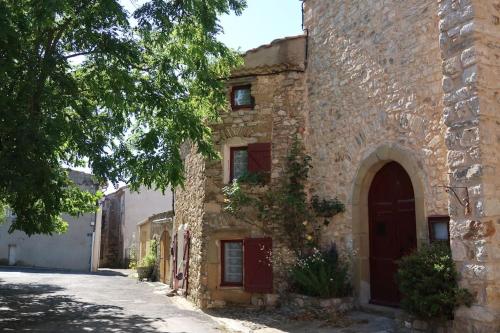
[359,303,403,319]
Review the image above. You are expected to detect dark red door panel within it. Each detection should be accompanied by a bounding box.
[369,162,416,306]
[244,237,273,293]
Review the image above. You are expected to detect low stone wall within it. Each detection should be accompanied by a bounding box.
[283,293,355,313]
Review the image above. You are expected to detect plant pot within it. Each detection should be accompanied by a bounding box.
[137,266,152,280]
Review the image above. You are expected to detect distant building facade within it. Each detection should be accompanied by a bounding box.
[99,185,172,268]
[0,170,99,271]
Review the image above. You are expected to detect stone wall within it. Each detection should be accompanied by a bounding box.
[100,189,124,268]
[438,0,500,331]
[303,0,449,302]
[174,143,207,307]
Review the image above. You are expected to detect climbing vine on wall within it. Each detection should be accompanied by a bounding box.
[223,136,345,254]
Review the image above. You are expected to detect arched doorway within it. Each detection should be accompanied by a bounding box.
[368,161,416,306]
[159,231,171,284]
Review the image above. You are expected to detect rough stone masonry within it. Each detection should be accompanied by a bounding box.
[174,0,500,331]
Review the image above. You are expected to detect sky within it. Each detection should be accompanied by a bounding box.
[218,0,304,51]
[124,0,304,51]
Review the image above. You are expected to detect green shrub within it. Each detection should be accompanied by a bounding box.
[137,239,158,280]
[290,245,352,298]
[397,242,473,321]
[128,244,138,269]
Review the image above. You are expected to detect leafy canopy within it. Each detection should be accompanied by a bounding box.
[0,0,245,235]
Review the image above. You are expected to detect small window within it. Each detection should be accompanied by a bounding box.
[230,147,248,181]
[231,85,254,110]
[221,240,243,286]
[428,216,450,243]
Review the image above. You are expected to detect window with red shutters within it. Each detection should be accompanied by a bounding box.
[228,143,271,183]
[247,143,271,174]
[244,237,273,293]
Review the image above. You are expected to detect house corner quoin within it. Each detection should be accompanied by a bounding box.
[437,0,500,331]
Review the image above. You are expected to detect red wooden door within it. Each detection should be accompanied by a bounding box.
[369,162,416,306]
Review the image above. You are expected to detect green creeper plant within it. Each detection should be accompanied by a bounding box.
[223,135,345,254]
[0,0,245,235]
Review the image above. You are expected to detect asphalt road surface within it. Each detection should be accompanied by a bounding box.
[0,267,225,333]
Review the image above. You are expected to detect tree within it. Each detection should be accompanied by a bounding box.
[0,0,245,235]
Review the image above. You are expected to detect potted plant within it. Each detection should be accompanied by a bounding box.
[137,253,155,280]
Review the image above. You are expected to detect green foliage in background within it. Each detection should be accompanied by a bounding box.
[290,245,352,298]
[0,0,245,235]
[397,242,473,321]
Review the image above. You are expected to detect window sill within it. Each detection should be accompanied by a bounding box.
[218,285,244,291]
[231,106,254,111]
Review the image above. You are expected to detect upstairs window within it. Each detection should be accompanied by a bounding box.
[230,147,248,181]
[229,143,271,182]
[231,85,254,110]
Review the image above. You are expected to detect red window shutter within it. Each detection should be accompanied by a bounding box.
[247,143,271,173]
[244,237,273,293]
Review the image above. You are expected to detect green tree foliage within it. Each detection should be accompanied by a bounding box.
[0,0,245,235]
[397,243,473,321]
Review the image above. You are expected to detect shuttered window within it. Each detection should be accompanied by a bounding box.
[220,238,273,293]
[229,143,271,182]
[244,237,273,293]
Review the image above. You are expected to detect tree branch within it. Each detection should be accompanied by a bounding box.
[63,49,98,60]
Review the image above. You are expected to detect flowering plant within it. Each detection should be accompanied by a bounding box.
[290,245,351,298]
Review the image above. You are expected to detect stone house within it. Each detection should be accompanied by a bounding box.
[175,0,499,331]
[137,211,174,284]
[99,185,173,268]
[174,35,307,307]
[0,170,100,271]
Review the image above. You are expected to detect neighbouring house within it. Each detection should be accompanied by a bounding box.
[174,35,307,307]
[137,211,174,284]
[0,170,100,271]
[175,0,500,332]
[99,185,173,268]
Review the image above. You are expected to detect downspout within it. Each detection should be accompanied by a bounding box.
[302,0,309,69]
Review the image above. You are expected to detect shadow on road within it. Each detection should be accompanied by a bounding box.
[0,280,179,332]
[0,266,129,277]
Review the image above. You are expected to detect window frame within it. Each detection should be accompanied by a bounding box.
[230,84,254,110]
[220,239,244,287]
[229,146,248,182]
[428,215,450,244]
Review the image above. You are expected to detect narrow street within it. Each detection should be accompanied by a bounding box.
[0,267,401,333]
[0,267,224,332]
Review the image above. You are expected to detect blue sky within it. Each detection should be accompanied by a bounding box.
[218,0,304,51]
[124,0,304,51]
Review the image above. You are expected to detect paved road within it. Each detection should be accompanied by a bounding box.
[0,267,224,333]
